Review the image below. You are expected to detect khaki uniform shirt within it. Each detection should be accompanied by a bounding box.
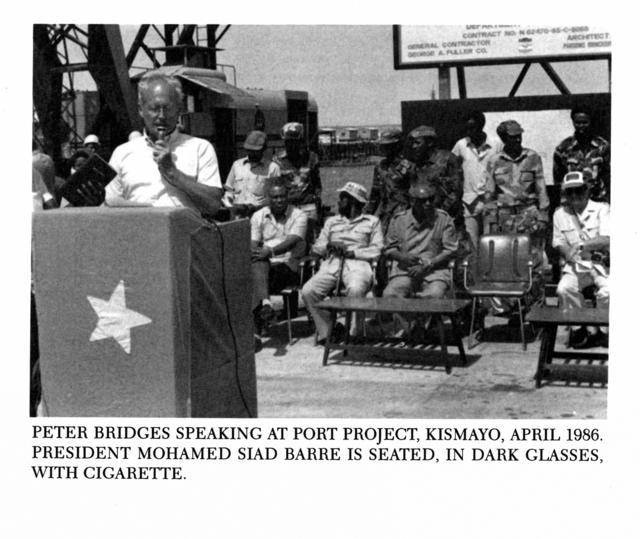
[386,209,458,283]
[312,213,383,272]
[225,157,280,207]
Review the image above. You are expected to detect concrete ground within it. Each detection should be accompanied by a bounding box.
[254,302,607,419]
[254,164,606,418]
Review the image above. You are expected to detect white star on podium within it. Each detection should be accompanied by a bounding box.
[87,280,152,354]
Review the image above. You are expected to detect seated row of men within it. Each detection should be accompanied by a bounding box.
[251,169,609,349]
[33,73,609,349]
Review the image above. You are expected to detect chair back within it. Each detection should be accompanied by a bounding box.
[474,234,531,284]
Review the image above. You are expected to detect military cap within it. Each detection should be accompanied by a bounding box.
[379,127,403,145]
[409,182,438,199]
[281,122,304,140]
[338,181,369,204]
[408,125,437,139]
[244,130,267,150]
[496,120,524,137]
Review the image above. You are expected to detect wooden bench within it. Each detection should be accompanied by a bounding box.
[526,305,609,388]
[315,297,470,374]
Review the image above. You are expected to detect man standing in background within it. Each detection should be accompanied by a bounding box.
[223,130,280,217]
[366,127,412,233]
[451,111,501,250]
[553,106,610,205]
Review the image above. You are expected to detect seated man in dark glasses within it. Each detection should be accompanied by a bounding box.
[380,182,459,336]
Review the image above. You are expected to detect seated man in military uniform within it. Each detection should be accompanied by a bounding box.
[380,182,458,337]
[553,171,610,348]
[301,182,383,345]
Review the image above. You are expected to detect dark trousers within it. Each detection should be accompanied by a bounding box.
[251,261,299,311]
[30,293,41,417]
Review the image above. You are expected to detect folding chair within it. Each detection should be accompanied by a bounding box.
[462,234,534,350]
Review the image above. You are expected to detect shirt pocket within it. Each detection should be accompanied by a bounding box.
[493,166,512,186]
[249,175,268,196]
[559,226,581,245]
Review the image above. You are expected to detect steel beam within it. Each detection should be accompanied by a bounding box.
[456,66,467,99]
[88,24,140,143]
[508,62,531,97]
[540,61,571,95]
[125,24,150,67]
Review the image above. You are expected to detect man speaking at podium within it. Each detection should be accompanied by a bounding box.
[105,72,223,216]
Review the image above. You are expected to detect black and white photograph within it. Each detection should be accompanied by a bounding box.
[30,23,611,418]
[4,5,638,538]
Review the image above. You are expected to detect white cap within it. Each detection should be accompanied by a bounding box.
[561,171,587,191]
[84,134,100,145]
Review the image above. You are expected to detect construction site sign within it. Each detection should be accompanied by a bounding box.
[394,25,611,69]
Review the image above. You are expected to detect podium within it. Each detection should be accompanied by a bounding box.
[32,207,257,417]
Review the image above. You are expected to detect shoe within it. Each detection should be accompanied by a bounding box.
[568,327,588,348]
[573,330,601,350]
[598,331,609,348]
[254,334,263,352]
[317,323,345,346]
[507,314,523,328]
[259,304,276,324]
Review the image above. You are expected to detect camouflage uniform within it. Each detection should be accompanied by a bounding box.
[408,150,463,226]
[273,149,322,221]
[366,156,412,233]
[484,147,549,242]
[484,147,550,312]
[553,135,610,203]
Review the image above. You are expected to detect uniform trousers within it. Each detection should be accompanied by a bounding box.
[251,261,298,311]
[382,276,448,333]
[557,268,609,333]
[301,259,373,340]
[557,269,609,310]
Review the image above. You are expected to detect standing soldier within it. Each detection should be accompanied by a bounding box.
[553,106,610,206]
[274,122,322,236]
[484,120,550,252]
[483,119,549,315]
[365,128,412,233]
[406,125,464,232]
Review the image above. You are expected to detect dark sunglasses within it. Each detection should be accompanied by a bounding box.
[411,196,436,204]
[564,187,588,197]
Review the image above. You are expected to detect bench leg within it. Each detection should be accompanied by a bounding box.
[435,314,451,374]
[535,324,557,387]
[450,314,467,366]
[468,297,479,349]
[322,311,337,366]
[284,293,293,345]
[517,297,526,351]
[343,311,352,357]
